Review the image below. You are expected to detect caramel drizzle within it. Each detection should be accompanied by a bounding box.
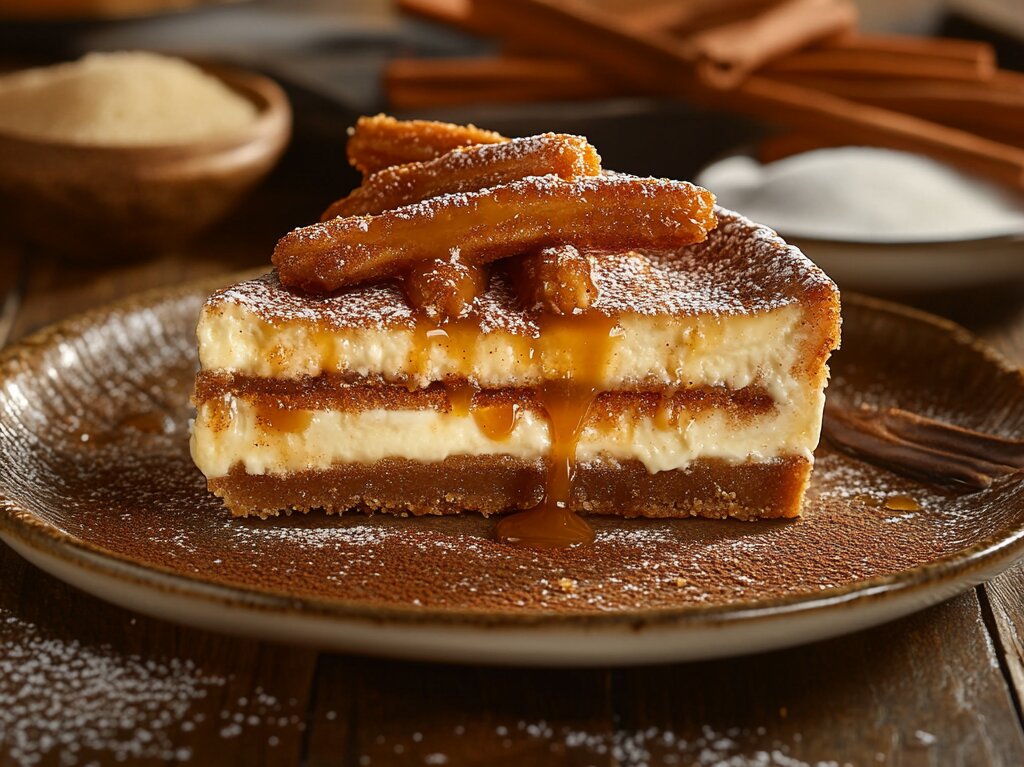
[404,307,619,548]
[822,403,1024,489]
[473,401,520,441]
[495,312,619,548]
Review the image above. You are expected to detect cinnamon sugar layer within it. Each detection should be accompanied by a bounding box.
[191,371,775,417]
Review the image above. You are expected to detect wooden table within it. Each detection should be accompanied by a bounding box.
[3,166,1024,767]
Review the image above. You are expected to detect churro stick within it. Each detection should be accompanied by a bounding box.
[347,114,508,175]
[273,175,717,294]
[336,131,602,317]
[512,245,599,315]
[323,133,601,220]
[402,255,489,321]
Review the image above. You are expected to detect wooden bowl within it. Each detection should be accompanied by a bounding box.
[0,63,291,260]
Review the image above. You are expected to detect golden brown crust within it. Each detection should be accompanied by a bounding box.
[323,133,602,220]
[272,175,718,294]
[208,455,811,519]
[346,113,508,175]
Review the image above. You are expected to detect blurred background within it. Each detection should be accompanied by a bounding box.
[0,0,1021,325]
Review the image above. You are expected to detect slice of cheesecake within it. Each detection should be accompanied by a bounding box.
[191,207,840,544]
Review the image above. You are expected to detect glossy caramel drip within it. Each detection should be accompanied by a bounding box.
[884,494,921,512]
[497,312,620,548]
[445,379,476,417]
[473,402,519,441]
[401,299,620,547]
[255,404,313,433]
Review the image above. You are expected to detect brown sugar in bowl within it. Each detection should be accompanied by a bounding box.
[0,62,291,260]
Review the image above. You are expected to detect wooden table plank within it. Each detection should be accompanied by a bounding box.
[973,292,1024,738]
[304,655,616,767]
[616,592,1024,766]
[298,592,1024,766]
[0,544,319,767]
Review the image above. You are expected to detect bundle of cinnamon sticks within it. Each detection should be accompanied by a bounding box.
[388,0,1024,190]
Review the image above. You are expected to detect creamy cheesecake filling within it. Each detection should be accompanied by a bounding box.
[190,388,824,479]
[197,302,813,400]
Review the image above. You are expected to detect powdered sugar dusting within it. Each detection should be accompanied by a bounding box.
[212,274,417,331]
[0,612,220,765]
[354,719,859,766]
[0,607,312,766]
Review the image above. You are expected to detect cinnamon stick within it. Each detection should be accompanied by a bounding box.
[823,404,1024,489]
[419,1,1024,188]
[828,34,996,66]
[766,74,1024,144]
[766,34,997,82]
[470,0,698,99]
[622,0,775,36]
[683,0,858,88]
[723,75,1024,189]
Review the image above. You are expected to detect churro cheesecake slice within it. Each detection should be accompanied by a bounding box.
[191,210,839,541]
[190,116,840,547]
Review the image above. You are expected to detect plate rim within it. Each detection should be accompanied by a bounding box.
[2,277,1024,633]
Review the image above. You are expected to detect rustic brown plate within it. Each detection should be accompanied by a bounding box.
[1,279,1023,665]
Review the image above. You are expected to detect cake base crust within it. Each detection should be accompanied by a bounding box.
[208,455,812,521]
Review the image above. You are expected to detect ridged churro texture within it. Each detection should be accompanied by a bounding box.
[323,130,607,320]
[273,175,718,294]
[323,133,601,220]
[346,113,508,175]
[401,255,489,321]
[512,245,599,314]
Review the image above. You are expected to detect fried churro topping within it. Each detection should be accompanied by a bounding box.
[273,174,717,294]
[328,119,617,319]
[511,245,599,315]
[347,113,508,175]
[402,255,489,321]
[323,133,601,220]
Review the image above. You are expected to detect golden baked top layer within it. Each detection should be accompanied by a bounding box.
[209,207,838,335]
